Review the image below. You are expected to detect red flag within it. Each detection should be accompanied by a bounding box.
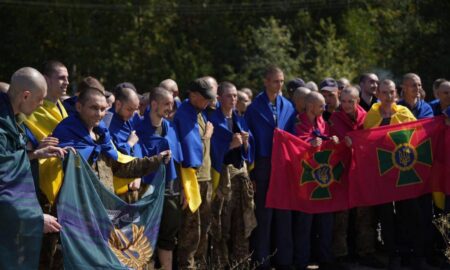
[266,129,351,213]
[347,117,446,207]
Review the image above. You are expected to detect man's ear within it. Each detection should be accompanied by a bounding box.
[22,90,31,101]
[115,99,122,111]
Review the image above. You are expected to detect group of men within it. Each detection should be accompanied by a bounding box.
[1,61,450,270]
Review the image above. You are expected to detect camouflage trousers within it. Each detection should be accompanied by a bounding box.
[178,181,212,270]
[332,206,377,258]
[210,166,257,269]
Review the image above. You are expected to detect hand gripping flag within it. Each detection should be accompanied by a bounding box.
[347,117,446,207]
[266,128,351,213]
[57,152,165,269]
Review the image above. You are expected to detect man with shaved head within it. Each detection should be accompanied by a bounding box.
[292,86,311,113]
[0,81,9,93]
[236,90,251,116]
[359,73,379,111]
[1,67,67,269]
[430,80,450,116]
[160,78,181,119]
[294,91,339,270]
[398,73,433,119]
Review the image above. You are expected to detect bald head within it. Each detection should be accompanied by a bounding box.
[9,67,47,98]
[305,91,326,117]
[340,86,360,100]
[0,82,9,93]
[8,67,47,115]
[292,87,311,113]
[305,91,325,105]
[160,79,179,97]
[115,87,140,121]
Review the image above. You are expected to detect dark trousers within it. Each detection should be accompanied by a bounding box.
[292,211,333,269]
[378,197,426,258]
[250,158,293,269]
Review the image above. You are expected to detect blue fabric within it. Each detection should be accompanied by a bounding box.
[108,111,141,157]
[0,93,43,270]
[57,152,165,269]
[53,114,119,162]
[135,108,183,183]
[429,99,444,116]
[207,107,254,173]
[173,99,204,168]
[397,99,433,119]
[63,95,78,116]
[244,91,296,158]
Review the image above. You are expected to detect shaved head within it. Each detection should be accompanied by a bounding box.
[292,87,311,113]
[0,82,9,93]
[340,86,360,100]
[305,91,325,105]
[160,79,179,97]
[8,67,47,115]
[9,67,47,98]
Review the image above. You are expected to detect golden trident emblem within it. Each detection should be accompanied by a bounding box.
[398,147,412,167]
[108,224,152,270]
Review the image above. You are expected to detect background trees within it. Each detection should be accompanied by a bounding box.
[1,0,449,98]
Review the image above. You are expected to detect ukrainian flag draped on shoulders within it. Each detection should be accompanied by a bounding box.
[173,99,204,212]
[108,110,142,156]
[135,107,183,184]
[47,114,135,202]
[244,91,296,159]
[207,107,254,192]
[364,103,416,129]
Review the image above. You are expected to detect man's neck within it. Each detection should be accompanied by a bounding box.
[380,103,393,118]
[404,96,418,108]
[150,111,163,127]
[361,91,373,105]
[265,89,278,103]
[7,93,20,116]
[221,107,233,118]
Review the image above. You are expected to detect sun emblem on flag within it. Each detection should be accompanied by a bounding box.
[376,128,433,186]
[300,150,344,200]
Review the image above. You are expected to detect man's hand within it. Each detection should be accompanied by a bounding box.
[43,214,61,234]
[30,146,67,160]
[229,133,243,149]
[330,135,339,145]
[128,178,141,191]
[310,137,322,147]
[127,131,139,147]
[38,136,59,149]
[158,150,172,164]
[204,121,214,139]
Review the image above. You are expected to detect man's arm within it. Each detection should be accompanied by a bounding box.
[109,150,171,178]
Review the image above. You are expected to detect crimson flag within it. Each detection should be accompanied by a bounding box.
[266,129,351,213]
[347,117,446,207]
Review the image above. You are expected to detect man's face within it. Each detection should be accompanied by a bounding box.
[402,76,422,100]
[236,93,250,114]
[340,93,358,115]
[264,72,284,94]
[377,83,396,106]
[437,85,450,109]
[116,98,139,122]
[21,88,46,116]
[321,90,339,111]
[46,66,69,98]
[76,94,108,129]
[191,92,210,111]
[361,74,379,96]
[153,94,174,119]
[219,87,238,112]
[308,98,326,117]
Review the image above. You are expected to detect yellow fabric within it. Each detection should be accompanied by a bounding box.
[247,161,255,172]
[211,168,221,199]
[180,167,202,212]
[363,103,416,129]
[24,99,68,204]
[113,152,137,195]
[24,99,68,141]
[433,192,445,210]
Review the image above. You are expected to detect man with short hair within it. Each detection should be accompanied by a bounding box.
[236,90,251,116]
[320,78,340,122]
[209,82,256,268]
[430,81,450,116]
[245,65,296,269]
[1,67,65,269]
[364,80,433,270]
[359,73,379,111]
[241,87,253,100]
[135,87,183,270]
[63,76,105,116]
[398,73,433,119]
[160,79,181,119]
[295,91,339,270]
[174,78,215,270]
[292,87,311,113]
